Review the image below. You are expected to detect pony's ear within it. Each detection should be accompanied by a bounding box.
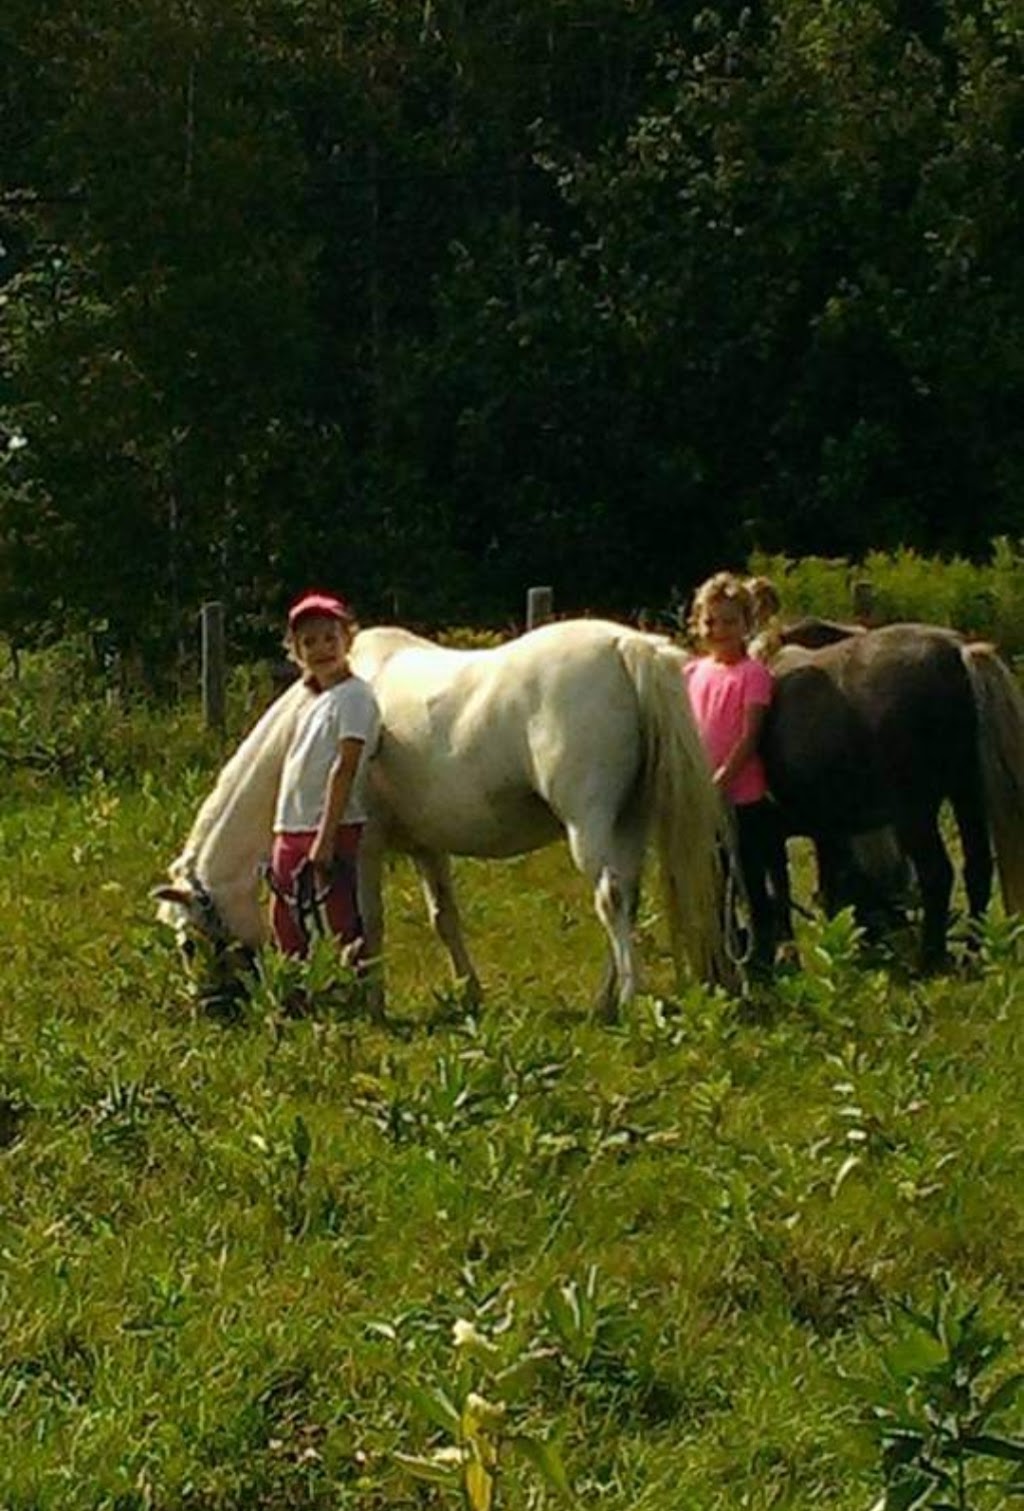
[151,884,193,905]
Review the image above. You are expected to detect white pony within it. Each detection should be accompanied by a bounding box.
[155,619,729,1014]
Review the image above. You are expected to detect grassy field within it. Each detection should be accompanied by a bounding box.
[2,692,1024,1510]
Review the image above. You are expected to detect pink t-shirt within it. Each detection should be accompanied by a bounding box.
[683,654,773,805]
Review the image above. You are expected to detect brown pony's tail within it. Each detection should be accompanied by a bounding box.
[963,642,1024,914]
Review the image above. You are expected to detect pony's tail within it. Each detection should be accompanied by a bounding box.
[618,635,729,985]
[963,642,1024,914]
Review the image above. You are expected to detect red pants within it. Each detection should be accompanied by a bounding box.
[269,826,364,958]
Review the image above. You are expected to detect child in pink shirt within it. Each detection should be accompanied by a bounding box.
[683,572,790,973]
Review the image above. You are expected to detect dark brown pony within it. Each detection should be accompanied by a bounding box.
[779,616,866,649]
[761,624,1024,965]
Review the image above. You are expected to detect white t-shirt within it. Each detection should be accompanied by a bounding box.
[273,675,381,831]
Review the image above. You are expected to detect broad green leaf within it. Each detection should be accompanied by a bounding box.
[976,1372,1024,1426]
[493,1349,559,1403]
[393,1450,462,1488]
[405,1382,461,1434]
[507,1433,576,1501]
[885,1330,946,1379]
[961,1433,1024,1463]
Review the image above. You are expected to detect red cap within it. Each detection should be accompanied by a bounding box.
[287,591,352,630]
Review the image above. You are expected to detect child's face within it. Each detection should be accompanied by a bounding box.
[701,598,748,658]
[293,615,351,684]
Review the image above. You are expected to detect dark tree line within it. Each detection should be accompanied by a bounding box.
[2,0,1023,670]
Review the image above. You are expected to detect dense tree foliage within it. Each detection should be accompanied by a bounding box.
[2,0,1023,665]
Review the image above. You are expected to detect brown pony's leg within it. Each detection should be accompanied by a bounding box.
[813,834,882,931]
[813,836,846,916]
[894,807,954,969]
[765,807,794,943]
[950,778,994,937]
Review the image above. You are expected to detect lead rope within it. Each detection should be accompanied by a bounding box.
[261,861,334,952]
[295,862,333,947]
[722,824,753,972]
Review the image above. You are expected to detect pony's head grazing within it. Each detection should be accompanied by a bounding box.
[153,676,316,990]
[153,858,257,1001]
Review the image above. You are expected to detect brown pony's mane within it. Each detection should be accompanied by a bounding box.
[778,616,866,649]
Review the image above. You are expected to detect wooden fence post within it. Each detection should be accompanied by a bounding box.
[526,585,553,631]
[851,579,876,626]
[201,601,226,733]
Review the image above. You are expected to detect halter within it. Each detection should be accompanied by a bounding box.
[183,863,236,950]
[173,865,255,1008]
[261,861,334,953]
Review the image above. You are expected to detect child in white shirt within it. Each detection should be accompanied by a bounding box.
[270,592,381,956]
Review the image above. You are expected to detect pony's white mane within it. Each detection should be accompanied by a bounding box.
[175,677,313,870]
[163,677,315,945]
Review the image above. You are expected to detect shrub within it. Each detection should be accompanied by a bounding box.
[749,538,1024,655]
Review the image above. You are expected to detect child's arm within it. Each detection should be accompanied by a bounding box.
[309,736,366,870]
[713,702,768,792]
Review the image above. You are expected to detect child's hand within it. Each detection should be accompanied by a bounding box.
[309,834,335,873]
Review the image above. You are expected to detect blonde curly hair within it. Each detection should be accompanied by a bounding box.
[687,571,754,646]
[745,575,782,629]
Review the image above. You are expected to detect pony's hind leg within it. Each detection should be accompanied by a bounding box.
[594,868,638,1016]
[412,850,483,1005]
[951,777,993,942]
[894,807,954,970]
[565,815,644,1020]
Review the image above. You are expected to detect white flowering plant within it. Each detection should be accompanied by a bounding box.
[394,1313,574,1509]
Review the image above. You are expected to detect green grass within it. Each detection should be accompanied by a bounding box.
[1,710,1023,1510]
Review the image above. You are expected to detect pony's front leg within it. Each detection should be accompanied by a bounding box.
[357,823,387,1017]
[412,850,482,1005]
